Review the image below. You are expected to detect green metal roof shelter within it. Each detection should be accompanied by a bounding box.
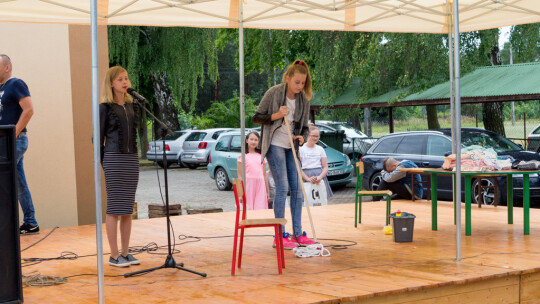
[311,62,540,111]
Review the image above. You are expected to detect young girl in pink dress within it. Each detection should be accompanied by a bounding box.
[237,132,270,210]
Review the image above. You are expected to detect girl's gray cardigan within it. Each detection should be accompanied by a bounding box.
[252,83,310,160]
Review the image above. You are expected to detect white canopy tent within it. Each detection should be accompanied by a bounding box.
[2,0,540,32]
[2,1,540,303]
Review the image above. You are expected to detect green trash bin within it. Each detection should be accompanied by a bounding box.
[389,212,416,242]
[319,130,345,153]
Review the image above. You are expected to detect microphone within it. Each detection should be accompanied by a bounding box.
[127,88,148,104]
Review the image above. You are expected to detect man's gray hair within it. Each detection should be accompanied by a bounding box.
[0,54,12,68]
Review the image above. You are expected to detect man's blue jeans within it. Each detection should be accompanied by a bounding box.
[267,145,303,236]
[16,135,37,226]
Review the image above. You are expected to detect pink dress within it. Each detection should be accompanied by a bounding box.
[237,153,268,210]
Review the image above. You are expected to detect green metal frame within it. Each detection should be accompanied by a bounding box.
[355,163,391,227]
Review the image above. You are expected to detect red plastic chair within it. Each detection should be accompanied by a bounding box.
[231,178,286,275]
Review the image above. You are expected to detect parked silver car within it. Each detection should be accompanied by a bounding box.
[527,124,540,152]
[180,128,233,169]
[315,121,376,160]
[147,130,192,168]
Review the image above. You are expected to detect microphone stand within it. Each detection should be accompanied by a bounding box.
[124,99,206,278]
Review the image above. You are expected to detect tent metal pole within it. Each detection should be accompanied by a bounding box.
[453,0,462,261]
[448,0,455,154]
[90,0,105,302]
[239,0,246,183]
[447,0,459,260]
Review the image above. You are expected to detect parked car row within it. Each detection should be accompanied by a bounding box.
[207,130,353,191]
[147,130,192,168]
[147,128,232,169]
[361,128,540,206]
[148,124,540,203]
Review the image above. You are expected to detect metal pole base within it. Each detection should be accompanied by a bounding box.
[124,255,207,278]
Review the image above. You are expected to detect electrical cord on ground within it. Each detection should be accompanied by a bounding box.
[293,244,331,258]
[21,226,59,252]
[177,234,357,250]
[24,274,68,286]
[23,229,540,287]
[22,242,179,268]
[23,271,125,287]
[20,232,354,268]
[26,250,540,288]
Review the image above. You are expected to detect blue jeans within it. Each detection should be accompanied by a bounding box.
[267,145,303,236]
[16,135,37,226]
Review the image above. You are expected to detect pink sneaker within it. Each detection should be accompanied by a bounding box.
[292,232,316,246]
[273,233,298,250]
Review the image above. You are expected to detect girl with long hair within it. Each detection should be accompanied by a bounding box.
[252,60,315,249]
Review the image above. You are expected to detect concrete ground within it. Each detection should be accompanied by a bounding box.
[135,164,357,219]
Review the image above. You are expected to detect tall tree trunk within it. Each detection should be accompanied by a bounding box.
[482,46,506,136]
[482,102,506,136]
[364,108,372,137]
[150,71,181,135]
[151,100,161,140]
[214,79,220,101]
[426,105,440,129]
[246,74,250,96]
[351,110,362,132]
[138,107,148,158]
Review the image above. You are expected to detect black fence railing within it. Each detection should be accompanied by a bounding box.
[509,137,540,152]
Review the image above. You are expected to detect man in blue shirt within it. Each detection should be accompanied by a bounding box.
[0,54,39,234]
[377,157,423,200]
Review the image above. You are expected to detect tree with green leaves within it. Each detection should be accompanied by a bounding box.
[510,23,540,63]
[108,26,218,157]
[353,32,449,129]
[473,29,506,136]
[204,93,257,128]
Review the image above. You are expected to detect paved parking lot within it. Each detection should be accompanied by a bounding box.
[135,164,356,219]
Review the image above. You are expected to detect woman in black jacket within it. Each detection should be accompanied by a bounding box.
[99,66,140,267]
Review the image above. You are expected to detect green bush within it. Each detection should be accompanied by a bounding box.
[196,93,257,129]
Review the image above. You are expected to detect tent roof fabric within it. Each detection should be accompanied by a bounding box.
[310,62,540,110]
[2,0,540,33]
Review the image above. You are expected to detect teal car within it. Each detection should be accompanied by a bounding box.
[208,130,353,191]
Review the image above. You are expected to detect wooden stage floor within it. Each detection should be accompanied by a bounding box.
[20,199,540,304]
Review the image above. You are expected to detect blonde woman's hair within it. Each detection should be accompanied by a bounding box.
[281,59,313,100]
[100,66,133,104]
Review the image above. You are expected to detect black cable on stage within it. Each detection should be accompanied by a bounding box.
[177,234,357,249]
[22,242,180,268]
[21,226,59,252]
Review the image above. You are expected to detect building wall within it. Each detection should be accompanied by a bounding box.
[1,22,108,228]
[68,24,109,226]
